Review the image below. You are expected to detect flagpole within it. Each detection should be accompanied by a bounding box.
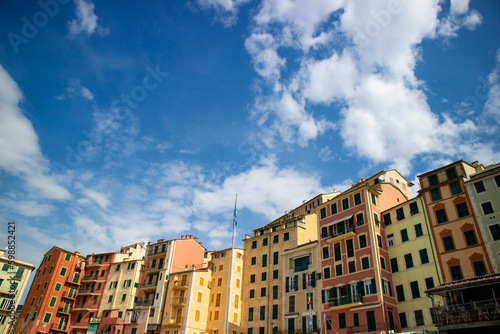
[225,194,237,334]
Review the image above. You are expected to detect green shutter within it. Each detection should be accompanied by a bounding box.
[322,290,325,303]
[303,274,307,290]
[286,277,289,293]
[294,275,298,291]
[312,272,316,287]
[357,281,364,296]
[371,278,377,294]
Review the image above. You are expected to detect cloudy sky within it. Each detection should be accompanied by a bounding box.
[0,0,499,281]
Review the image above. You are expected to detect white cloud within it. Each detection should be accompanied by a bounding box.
[484,49,500,123]
[56,79,94,101]
[196,0,250,27]
[68,0,109,37]
[437,0,482,37]
[0,198,54,217]
[0,65,71,200]
[75,183,111,210]
[245,33,286,82]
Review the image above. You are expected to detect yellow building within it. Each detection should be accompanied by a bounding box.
[207,248,244,334]
[418,160,493,283]
[241,193,338,334]
[281,241,321,332]
[161,269,212,334]
[383,196,443,332]
[0,249,35,334]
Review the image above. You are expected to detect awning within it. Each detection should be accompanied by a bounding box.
[147,325,157,331]
[325,215,353,228]
[284,313,299,318]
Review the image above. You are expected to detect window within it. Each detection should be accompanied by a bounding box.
[443,236,455,251]
[353,313,359,327]
[474,181,486,193]
[409,202,419,215]
[284,232,289,241]
[121,294,126,301]
[217,277,223,286]
[436,209,448,224]
[377,234,383,248]
[289,295,295,313]
[251,257,256,265]
[60,267,67,276]
[362,257,370,270]
[287,276,298,292]
[273,235,279,244]
[324,267,331,279]
[414,223,423,237]
[339,313,346,329]
[456,202,470,218]
[197,292,203,303]
[331,203,337,214]
[387,234,395,247]
[349,261,356,273]
[396,285,405,302]
[430,188,441,202]
[390,258,399,273]
[236,278,240,288]
[450,181,462,195]
[356,213,364,226]
[374,213,380,226]
[354,193,361,205]
[320,207,326,219]
[419,249,429,265]
[293,256,309,272]
[195,310,200,322]
[415,310,424,326]
[273,270,278,279]
[346,239,354,258]
[322,246,329,259]
[404,254,414,269]
[261,287,266,297]
[464,230,477,246]
[489,224,500,240]
[496,175,500,187]
[43,313,51,323]
[272,304,278,319]
[250,274,255,283]
[49,297,56,307]
[108,295,112,303]
[380,257,386,270]
[396,208,405,221]
[216,293,221,307]
[260,306,265,321]
[251,241,257,249]
[55,283,61,291]
[273,285,278,299]
[336,264,342,276]
[334,243,341,261]
[450,265,462,280]
[249,290,254,298]
[262,238,268,246]
[399,313,408,328]
[65,253,71,261]
[383,213,392,226]
[359,235,367,248]
[482,202,494,215]
[273,251,279,265]
[473,261,487,276]
[425,277,435,290]
[364,279,376,294]
[371,194,377,205]
[410,281,420,299]
[400,229,409,242]
[446,168,457,180]
[342,198,349,210]
[262,272,267,282]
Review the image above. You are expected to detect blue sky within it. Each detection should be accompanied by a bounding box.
[0,0,499,276]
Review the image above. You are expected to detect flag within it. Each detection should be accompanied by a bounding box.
[232,195,238,246]
[307,291,313,330]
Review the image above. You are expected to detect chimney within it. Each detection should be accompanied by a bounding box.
[194,237,198,242]
[181,235,185,239]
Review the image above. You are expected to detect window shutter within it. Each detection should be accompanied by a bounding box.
[321,290,325,303]
[312,272,316,287]
[294,275,299,291]
[388,281,392,297]
[357,281,365,296]
[303,274,307,290]
[371,278,377,294]
[286,277,289,293]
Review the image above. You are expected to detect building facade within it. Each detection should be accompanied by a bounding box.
[383,196,443,332]
[12,247,85,334]
[0,249,35,334]
[318,170,412,333]
[418,160,493,283]
[464,163,500,273]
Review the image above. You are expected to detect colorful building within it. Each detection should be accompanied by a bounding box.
[281,241,321,333]
[383,196,443,332]
[12,247,85,334]
[124,236,205,334]
[0,249,35,334]
[318,170,412,333]
[418,160,493,283]
[207,248,244,334]
[464,163,500,273]
[94,243,146,334]
[242,193,338,334]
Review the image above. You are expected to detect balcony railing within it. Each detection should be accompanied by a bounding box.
[328,294,363,307]
[347,323,394,334]
[89,317,101,324]
[139,281,158,289]
[135,299,154,307]
[434,300,500,326]
[171,297,186,305]
[173,280,188,288]
[147,248,167,256]
[50,323,68,332]
[61,291,76,299]
[81,274,99,281]
[73,302,89,309]
[57,306,72,315]
[77,286,95,294]
[170,316,184,325]
[66,277,80,285]
[324,221,355,240]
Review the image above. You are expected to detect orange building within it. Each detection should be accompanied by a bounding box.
[12,247,85,334]
[417,160,493,283]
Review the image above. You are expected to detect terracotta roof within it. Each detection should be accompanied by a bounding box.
[426,273,500,295]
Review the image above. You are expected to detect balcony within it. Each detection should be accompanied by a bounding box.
[135,299,154,307]
[73,302,90,310]
[77,286,96,295]
[139,281,158,291]
[145,264,163,274]
[147,248,167,257]
[50,323,68,332]
[328,294,363,309]
[89,317,102,324]
[81,274,99,282]
[66,277,80,285]
[57,306,72,316]
[434,300,500,327]
[171,297,186,306]
[61,291,77,300]
[347,322,394,334]
[170,316,184,326]
[85,261,103,268]
[323,217,355,243]
[173,280,188,289]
